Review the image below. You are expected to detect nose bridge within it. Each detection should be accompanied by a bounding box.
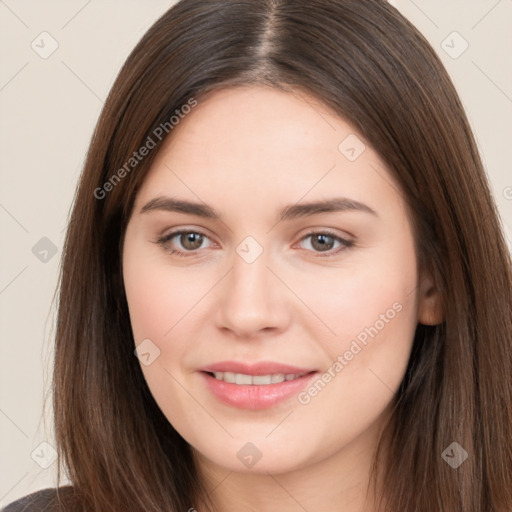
[232,245,270,294]
[229,233,272,288]
[215,236,289,335]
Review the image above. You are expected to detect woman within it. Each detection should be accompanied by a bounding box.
[3,0,511,510]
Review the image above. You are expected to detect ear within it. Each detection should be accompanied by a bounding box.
[417,272,443,325]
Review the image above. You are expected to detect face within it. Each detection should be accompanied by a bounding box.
[122,85,440,477]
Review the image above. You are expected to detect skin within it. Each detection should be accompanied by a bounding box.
[122,85,442,512]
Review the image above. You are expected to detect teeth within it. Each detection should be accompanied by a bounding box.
[235,373,252,385]
[222,372,235,383]
[211,372,305,385]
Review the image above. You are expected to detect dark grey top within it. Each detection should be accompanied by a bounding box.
[1,487,74,512]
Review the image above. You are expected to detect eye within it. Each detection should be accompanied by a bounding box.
[297,230,353,257]
[155,228,353,258]
[156,229,214,258]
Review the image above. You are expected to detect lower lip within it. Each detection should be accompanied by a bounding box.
[199,371,319,410]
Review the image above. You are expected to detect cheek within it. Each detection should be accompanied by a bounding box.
[291,234,419,442]
[292,238,418,354]
[299,279,417,404]
[295,295,417,459]
[123,246,209,430]
[123,242,202,349]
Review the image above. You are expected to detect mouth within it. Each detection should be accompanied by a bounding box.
[198,362,319,410]
[203,370,311,385]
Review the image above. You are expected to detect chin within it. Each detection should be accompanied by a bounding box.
[190,435,316,476]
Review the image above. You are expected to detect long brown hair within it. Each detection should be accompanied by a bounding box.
[51,0,512,510]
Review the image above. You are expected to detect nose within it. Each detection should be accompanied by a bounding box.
[215,246,291,339]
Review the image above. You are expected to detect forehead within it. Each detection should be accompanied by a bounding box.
[158,85,350,164]
[133,85,403,221]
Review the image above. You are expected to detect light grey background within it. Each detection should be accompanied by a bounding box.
[1,0,511,506]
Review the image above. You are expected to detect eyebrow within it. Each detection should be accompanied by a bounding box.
[139,196,378,221]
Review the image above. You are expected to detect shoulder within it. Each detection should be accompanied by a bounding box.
[1,486,75,512]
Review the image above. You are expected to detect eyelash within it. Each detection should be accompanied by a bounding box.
[155,229,354,258]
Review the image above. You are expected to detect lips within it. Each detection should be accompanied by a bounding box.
[198,360,319,410]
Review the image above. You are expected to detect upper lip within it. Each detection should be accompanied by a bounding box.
[200,361,316,376]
